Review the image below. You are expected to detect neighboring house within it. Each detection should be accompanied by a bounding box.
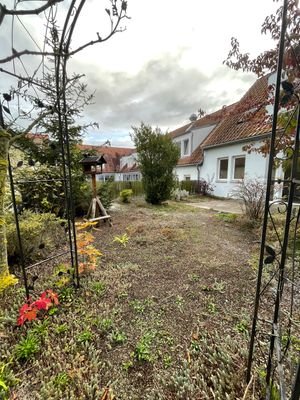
[78,144,136,181]
[26,133,49,144]
[170,105,236,182]
[119,152,141,181]
[170,73,283,198]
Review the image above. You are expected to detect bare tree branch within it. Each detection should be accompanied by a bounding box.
[0,67,50,90]
[70,14,127,57]
[9,110,51,144]
[0,0,63,25]
[0,50,58,64]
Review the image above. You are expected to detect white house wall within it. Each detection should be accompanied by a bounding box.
[200,140,268,198]
[192,125,216,150]
[174,165,198,181]
[173,124,216,158]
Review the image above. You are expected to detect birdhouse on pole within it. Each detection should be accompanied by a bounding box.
[80,154,107,175]
[79,154,111,226]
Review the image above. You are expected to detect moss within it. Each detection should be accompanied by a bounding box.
[0,128,11,277]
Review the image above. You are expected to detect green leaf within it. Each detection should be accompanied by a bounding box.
[0,379,8,391]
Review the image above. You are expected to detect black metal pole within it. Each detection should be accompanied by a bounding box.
[266,102,300,386]
[291,362,300,400]
[7,155,30,299]
[0,104,30,299]
[61,56,80,288]
[246,0,288,383]
[55,2,80,288]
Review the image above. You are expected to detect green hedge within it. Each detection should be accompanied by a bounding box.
[179,180,214,195]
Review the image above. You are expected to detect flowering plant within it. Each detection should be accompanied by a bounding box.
[17,290,59,326]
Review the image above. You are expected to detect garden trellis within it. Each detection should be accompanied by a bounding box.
[246,0,300,398]
[0,0,128,298]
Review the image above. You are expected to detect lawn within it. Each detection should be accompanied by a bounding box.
[0,200,259,399]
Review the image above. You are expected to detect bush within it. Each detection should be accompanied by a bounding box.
[110,181,144,199]
[180,180,194,193]
[195,179,214,195]
[97,179,114,210]
[178,180,214,196]
[6,210,65,266]
[231,179,266,221]
[131,123,180,205]
[171,188,189,201]
[73,181,92,216]
[120,189,133,203]
[14,164,65,214]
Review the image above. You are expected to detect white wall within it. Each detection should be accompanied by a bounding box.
[174,132,192,157]
[120,152,138,169]
[192,124,216,150]
[173,124,216,158]
[200,140,268,197]
[174,165,198,181]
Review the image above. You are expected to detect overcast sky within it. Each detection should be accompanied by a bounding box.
[0,0,279,147]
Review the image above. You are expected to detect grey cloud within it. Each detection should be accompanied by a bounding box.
[74,54,255,144]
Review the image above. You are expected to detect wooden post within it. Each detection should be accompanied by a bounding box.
[91,171,97,198]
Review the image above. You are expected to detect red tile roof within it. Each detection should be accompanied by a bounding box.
[170,105,236,166]
[169,105,236,140]
[78,144,135,173]
[177,146,204,166]
[26,133,49,144]
[202,75,271,148]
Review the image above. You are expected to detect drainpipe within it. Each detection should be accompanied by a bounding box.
[197,159,203,194]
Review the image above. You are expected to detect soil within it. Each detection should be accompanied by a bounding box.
[1,199,261,400]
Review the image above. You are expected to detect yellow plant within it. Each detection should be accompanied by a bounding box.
[76,222,102,274]
[113,233,129,247]
[0,273,18,293]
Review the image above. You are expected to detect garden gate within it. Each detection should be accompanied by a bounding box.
[246,0,300,398]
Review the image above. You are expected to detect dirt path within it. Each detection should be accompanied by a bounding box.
[185,197,243,214]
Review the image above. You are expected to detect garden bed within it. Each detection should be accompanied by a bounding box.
[1,200,259,399]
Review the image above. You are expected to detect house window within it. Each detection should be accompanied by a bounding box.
[218,158,228,180]
[183,139,189,155]
[184,175,191,181]
[233,156,245,180]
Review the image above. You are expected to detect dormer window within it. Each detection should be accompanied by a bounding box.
[183,139,189,155]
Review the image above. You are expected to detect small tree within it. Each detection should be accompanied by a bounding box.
[131,123,180,205]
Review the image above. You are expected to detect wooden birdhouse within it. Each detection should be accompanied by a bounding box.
[79,153,111,226]
[80,154,107,175]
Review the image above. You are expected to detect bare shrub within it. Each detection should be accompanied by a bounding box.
[232,179,266,221]
[196,178,215,196]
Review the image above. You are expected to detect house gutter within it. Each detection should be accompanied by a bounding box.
[197,159,203,182]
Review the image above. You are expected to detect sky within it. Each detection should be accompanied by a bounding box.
[0,0,280,147]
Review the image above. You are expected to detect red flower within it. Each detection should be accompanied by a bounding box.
[32,294,52,311]
[46,290,59,306]
[16,289,59,326]
[17,303,38,326]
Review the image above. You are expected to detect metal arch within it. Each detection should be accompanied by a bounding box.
[246,0,300,398]
[0,1,84,298]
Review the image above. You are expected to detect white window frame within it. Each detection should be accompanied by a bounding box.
[232,155,246,181]
[183,139,189,156]
[217,157,229,181]
[184,175,191,181]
